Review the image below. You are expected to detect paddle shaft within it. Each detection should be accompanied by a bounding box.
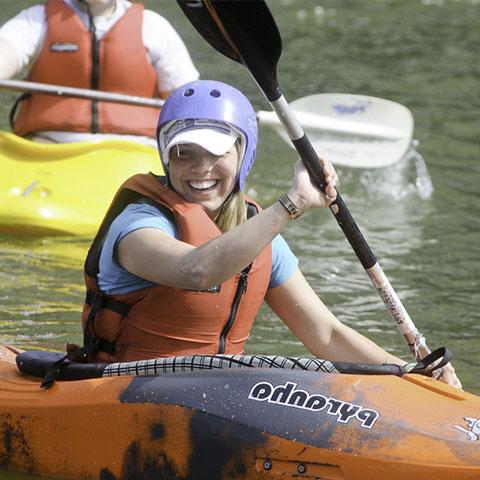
[189,0,431,361]
[0,78,165,108]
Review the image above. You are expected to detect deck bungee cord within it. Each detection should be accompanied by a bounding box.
[16,347,451,383]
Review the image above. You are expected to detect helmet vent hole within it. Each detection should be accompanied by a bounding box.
[184,88,195,97]
[210,89,221,98]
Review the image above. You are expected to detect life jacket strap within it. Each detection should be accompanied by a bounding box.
[85,289,132,318]
[83,289,132,355]
[41,291,132,388]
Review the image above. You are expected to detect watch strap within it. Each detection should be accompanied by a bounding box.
[278,193,303,219]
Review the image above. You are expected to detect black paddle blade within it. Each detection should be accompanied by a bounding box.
[178,0,282,101]
[177,0,241,63]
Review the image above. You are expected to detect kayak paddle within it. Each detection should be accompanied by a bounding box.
[177,0,452,377]
[0,79,412,168]
[258,93,413,168]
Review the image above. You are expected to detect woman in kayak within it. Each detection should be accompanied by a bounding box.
[80,79,461,388]
[0,0,199,145]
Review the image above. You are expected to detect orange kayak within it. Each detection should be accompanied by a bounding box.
[0,345,479,479]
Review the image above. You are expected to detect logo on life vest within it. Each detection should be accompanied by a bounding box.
[248,381,379,429]
[49,42,79,53]
[454,417,480,441]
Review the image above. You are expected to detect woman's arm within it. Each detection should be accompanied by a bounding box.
[266,268,463,388]
[266,268,405,365]
[117,199,293,290]
[117,159,337,291]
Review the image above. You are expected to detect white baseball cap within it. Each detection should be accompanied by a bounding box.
[162,120,240,164]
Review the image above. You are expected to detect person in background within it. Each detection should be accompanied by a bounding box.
[78,79,462,389]
[0,0,199,145]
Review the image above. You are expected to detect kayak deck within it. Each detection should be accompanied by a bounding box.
[0,346,479,479]
[0,131,162,236]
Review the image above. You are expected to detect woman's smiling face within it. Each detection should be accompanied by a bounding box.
[168,143,239,217]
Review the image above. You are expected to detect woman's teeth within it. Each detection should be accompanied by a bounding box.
[188,180,217,191]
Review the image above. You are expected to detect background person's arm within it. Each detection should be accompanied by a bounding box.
[142,10,200,99]
[0,4,46,79]
[0,38,19,79]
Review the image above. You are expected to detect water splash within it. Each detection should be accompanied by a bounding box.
[411,146,434,200]
[339,145,434,203]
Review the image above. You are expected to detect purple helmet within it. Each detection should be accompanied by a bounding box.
[156,80,258,191]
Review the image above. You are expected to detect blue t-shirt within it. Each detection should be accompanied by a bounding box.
[98,203,298,294]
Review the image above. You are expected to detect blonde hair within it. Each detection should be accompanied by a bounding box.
[214,139,248,232]
[214,190,247,232]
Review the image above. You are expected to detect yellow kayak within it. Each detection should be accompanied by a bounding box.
[0,131,162,236]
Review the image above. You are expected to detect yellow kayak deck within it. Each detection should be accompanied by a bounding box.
[0,131,162,236]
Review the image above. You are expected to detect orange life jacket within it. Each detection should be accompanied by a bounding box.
[82,173,272,362]
[13,0,160,137]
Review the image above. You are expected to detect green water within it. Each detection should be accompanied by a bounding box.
[0,0,479,478]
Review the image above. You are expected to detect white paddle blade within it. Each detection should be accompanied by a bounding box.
[258,93,414,168]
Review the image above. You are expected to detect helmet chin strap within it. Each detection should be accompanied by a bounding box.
[234,138,244,183]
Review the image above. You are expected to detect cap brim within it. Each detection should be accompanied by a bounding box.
[165,127,238,160]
